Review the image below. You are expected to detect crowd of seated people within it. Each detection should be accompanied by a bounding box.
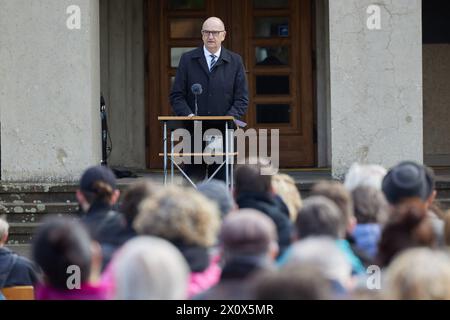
[1,158,450,300]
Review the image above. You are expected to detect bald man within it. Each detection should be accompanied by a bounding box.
[170,17,249,181]
[170,17,248,119]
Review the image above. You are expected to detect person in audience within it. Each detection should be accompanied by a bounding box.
[344,163,387,192]
[272,174,303,223]
[250,264,331,300]
[383,248,450,300]
[382,161,444,246]
[234,160,293,257]
[33,217,110,300]
[351,186,389,259]
[0,216,40,290]
[76,165,130,269]
[310,182,368,271]
[113,236,189,300]
[294,196,344,240]
[134,185,221,298]
[277,196,363,274]
[283,237,353,297]
[120,180,159,239]
[197,179,236,219]
[376,202,435,268]
[198,209,278,300]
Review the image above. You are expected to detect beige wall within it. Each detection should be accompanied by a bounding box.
[329,0,423,178]
[0,0,101,182]
[423,44,450,166]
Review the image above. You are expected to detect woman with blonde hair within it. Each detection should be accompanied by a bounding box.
[134,185,221,298]
[384,248,450,300]
[272,174,302,222]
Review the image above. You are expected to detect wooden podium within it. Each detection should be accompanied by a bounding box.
[158,116,238,188]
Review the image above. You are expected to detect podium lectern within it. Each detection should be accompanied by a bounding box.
[158,116,238,189]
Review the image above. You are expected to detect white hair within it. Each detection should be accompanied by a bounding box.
[114,236,190,300]
[0,217,9,243]
[344,163,387,192]
[285,237,352,287]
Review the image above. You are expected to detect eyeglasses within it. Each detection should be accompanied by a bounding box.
[201,30,225,37]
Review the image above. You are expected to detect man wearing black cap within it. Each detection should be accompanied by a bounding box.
[76,166,131,269]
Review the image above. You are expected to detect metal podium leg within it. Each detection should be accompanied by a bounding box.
[164,122,167,185]
[171,131,174,184]
[225,122,229,189]
[230,129,234,191]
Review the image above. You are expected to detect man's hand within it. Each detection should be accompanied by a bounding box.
[188,114,195,118]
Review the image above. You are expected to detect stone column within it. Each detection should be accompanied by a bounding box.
[329,0,423,178]
[0,0,101,182]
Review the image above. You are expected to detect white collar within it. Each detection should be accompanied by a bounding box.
[203,46,221,60]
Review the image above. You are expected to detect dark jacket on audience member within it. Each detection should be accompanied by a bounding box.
[236,192,293,257]
[81,202,132,268]
[0,247,40,289]
[196,255,271,300]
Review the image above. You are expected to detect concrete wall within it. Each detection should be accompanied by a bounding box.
[100,0,146,169]
[0,0,101,182]
[423,44,450,166]
[329,0,423,178]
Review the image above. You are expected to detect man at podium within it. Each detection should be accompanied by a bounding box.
[169,17,249,181]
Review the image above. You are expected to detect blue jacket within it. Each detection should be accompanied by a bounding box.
[352,223,381,260]
[170,47,249,119]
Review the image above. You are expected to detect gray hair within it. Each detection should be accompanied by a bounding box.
[285,237,352,288]
[0,216,9,242]
[114,236,190,300]
[296,196,346,239]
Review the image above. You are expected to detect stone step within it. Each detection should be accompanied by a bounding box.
[5,244,32,259]
[437,198,450,210]
[0,192,77,204]
[4,212,79,224]
[0,202,80,215]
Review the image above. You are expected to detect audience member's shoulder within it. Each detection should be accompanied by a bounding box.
[15,254,35,269]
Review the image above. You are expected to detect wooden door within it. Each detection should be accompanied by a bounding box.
[147,0,314,168]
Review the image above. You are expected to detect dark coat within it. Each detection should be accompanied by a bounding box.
[81,202,133,269]
[170,47,249,119]
[236,192,293,257]
[196,255,271,300]
[0,247,40,289]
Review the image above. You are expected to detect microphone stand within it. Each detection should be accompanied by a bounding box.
[194,93,199,116]
[100,95,108,166]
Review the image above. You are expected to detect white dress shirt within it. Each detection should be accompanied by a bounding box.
[203,46,222,71]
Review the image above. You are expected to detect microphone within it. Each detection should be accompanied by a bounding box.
[191,83,203,116]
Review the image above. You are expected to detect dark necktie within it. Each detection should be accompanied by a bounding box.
[210,54,217,71]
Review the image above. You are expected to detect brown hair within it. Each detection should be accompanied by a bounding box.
[311,181,354,227]
[82,181,115,204]
[120,180,158,226]
[352,186,389,224]
[376,202,435,268]
[234,161,272,195]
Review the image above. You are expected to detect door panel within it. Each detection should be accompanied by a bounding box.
[147,0,314,168]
